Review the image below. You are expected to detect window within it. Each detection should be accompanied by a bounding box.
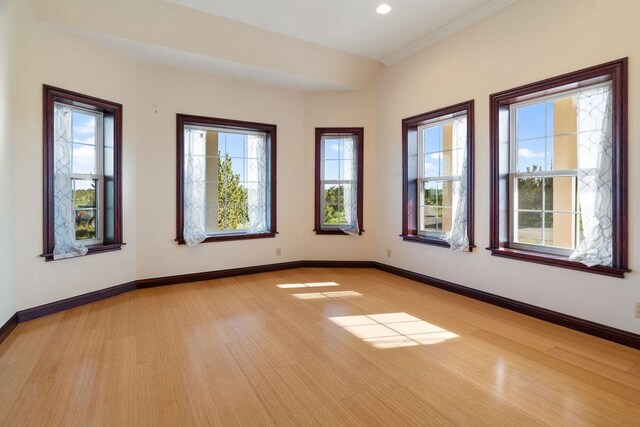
[314,128,363,235]
[176,114,276,244]
[489,59,628,277]
[42,85,123,260]
[402,101,474,250]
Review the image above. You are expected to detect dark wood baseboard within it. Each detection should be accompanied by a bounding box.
[0,313,18,347]
[137,261,305,289]
[2,260,639,352]
[17,281,137,323]
[302,260,375,268]
[373,262,640,350]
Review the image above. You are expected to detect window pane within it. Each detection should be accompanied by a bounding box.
[544,177,575,211]
[75,209,97,240]
[422,206,442,233]
[423,181,442,207]
[324,138,343,160]
[423,153,440,177]
[224,133,246,158]
[440,207,453,234]
[218,204,249,231]
[324,184,345,225]
[423,126,442,153]
[73,179,96,208]
[549,135,577,170]
[545,212,576,249]
[516,212,542,245]
[517,138,545,173]
[72,143,96,174]
[324,160,342,180]
[72,112,96,145]
[441,181,453,208]
[517,103,546,140]
[517,178,543,210]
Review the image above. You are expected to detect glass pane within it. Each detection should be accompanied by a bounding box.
[545,212,576,249]
[422,206,442,233]
[441,181,453,208]
[423,153,440,177]
[205,156,220,181]
[517,103,546,140]
[230,158,246,182]
[545,100,554,136]
[517,178,543,210]
[440,207,453,234]
[544,177,575,211]
[224,133,245,158]
[516,212,542,245]
[324,138,343,160]
[324,184,344,205]
[205,181,218,207]
[549,135,577,170]
[516,138,545,173]
[204,207,218,233]
[72,112,96,145]
[218,204,248,231]
[73,179,96,208]
[324,204,346,225]
[75,209,97,240]
[205,131,218,156]
[423,181,442,207]
[423,126,442,153]
[324,160,342,180]
[72,143,96,174]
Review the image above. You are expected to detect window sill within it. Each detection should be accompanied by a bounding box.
[314,229,364,236]
[41,243,125,261]
[401,234,475,251]
[488,247,629,278]
[176,232,276,245]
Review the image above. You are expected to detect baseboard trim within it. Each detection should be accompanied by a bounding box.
[2,260,639,351]
[0,313,18,347]
[17,281,137,323]
[373,262,640,350]
[136,261,305,289]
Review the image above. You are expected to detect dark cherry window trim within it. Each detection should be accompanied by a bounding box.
[401,100,475,250]
[314,127,364,236]
[176,114,277,244]
[42,85,124,261]
[488,58,629,277]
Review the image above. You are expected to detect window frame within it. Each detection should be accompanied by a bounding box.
[488,58,629,278]
[176,114,277,244]
[314,127,364,235]
[401,100,474,249]
[42,85,124,261]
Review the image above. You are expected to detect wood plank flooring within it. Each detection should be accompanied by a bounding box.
[1,268,639,426]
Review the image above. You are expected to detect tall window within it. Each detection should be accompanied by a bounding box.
[489,59,628,277]
[402,101,474,251]
[43,86,123,260]
[314,128,363,235]
[177,114,276,245]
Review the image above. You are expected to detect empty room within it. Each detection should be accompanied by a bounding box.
[1,0,639,425]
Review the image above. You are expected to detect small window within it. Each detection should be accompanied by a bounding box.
[489,59,628,277]
[176,114,276,245]
[314,128,363,235]
[402,101,474,250]
[42,86,124,260]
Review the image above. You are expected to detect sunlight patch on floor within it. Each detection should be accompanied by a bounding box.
[277,282,340,289]
[292,291,362,300]
[329,312,458,349]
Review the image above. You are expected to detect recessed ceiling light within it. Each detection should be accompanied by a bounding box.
[376,4,391,14]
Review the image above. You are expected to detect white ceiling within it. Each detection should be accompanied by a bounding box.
[165,0,516,63]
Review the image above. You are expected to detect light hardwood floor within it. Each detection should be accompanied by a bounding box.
[1,268,639,426]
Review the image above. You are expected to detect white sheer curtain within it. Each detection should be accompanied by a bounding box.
[248,134,268,233]
[183,127,208,246]
[53,104,89,260]
[569,84,613,267]
[442,116,469,251]
[340,136,360,236]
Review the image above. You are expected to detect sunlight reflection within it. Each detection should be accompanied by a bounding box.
[292,291,362,300]
[277,282,340,289]
[329,312,458,349]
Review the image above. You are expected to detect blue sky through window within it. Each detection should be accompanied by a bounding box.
[516,101,555,172]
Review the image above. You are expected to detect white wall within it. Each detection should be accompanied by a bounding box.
[134,63,306,279]
[374,0,640,332]
[12,0,138,310]
[0,0,19,325]
[302,89,376,261]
